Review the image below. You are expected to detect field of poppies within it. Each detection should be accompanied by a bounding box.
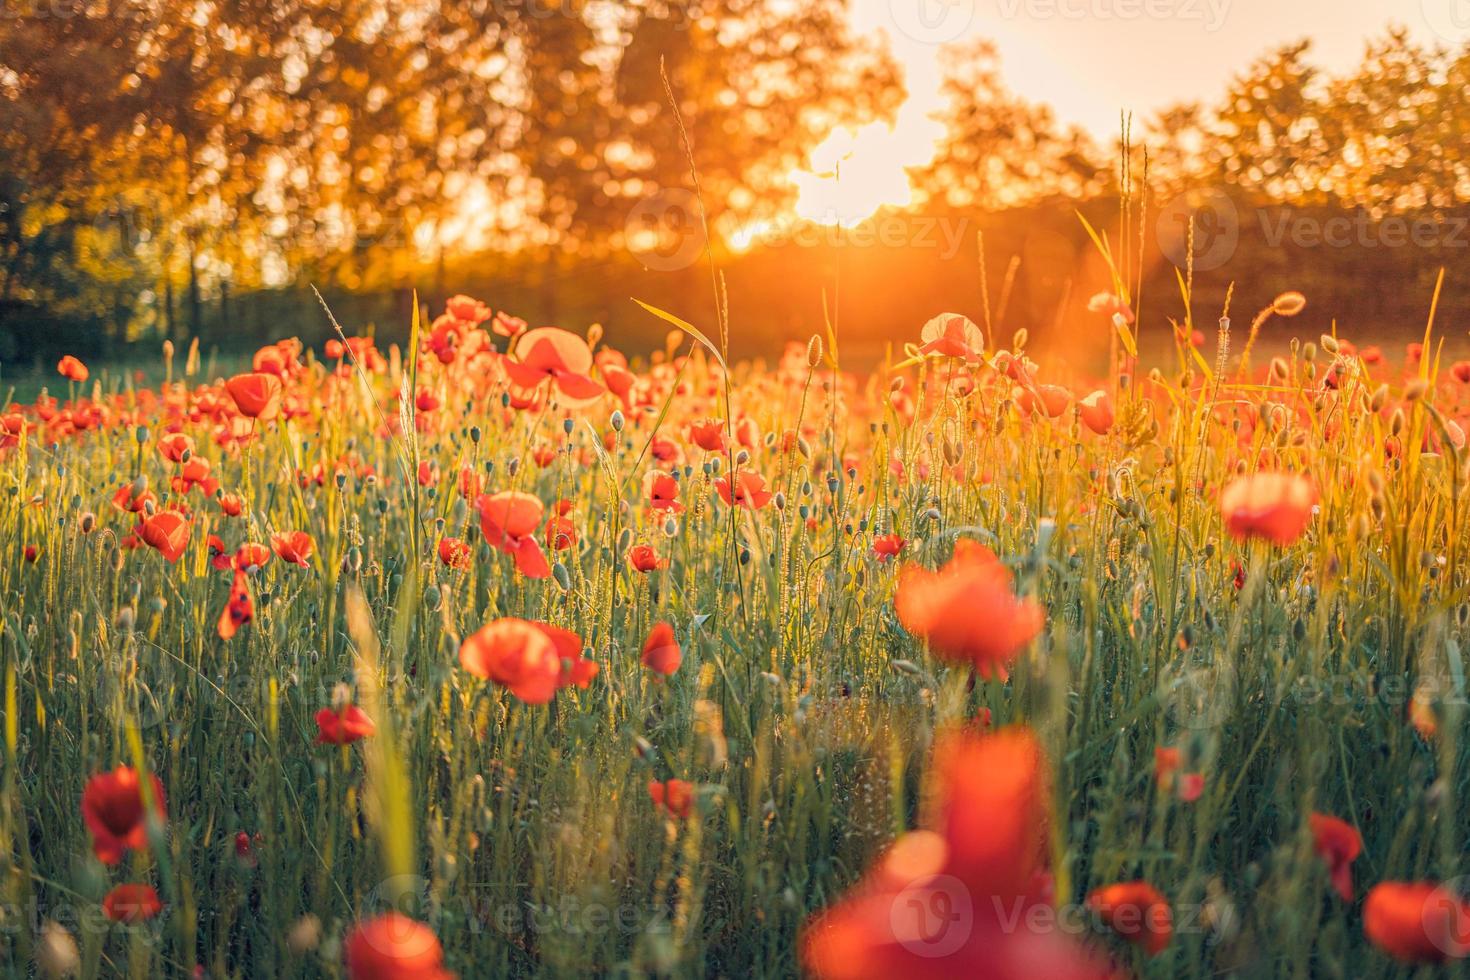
[4,279,1470,978]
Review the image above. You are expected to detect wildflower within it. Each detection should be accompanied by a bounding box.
[628,544,665,572]
[102,884,163,924]
[1078,390,1114,435]
[648,778,694,819]
[314,705,376,745]
[233,542,272,572]
[172,455,219,496]
[715,470,773,510]
[478,491,551,579]
[917,312,984,361]
[271,530,315,567]
[689,419,729,452]
[802,728,1109,979]
[445,293,490,325]
[23,544,38,563]
[138,510,191,563]
[1363,882,1470,962]
[344,914,455,980]
[543,514,578,551]
[894,540,1042,680]
[648,472,685,514]
[1088,292,1135,324]
[872,534,904,561]
[641,622,682,676]
[1452,361,1470,385]
[217,571,253,640]
[502,327,604,402]
[438,537,473,569]
[57,355,89,382]
[1086,881,1173,956]
[157,432,194,462]
[219,492,244,517]
[225,372,283,420]
[1220,472,1316,546]
[1308,812,1362,901]
[81,766,166,865]
[459,618,563,705]
[1154,747,1204,802]
[112,480,156,514]
[559,656,600,689]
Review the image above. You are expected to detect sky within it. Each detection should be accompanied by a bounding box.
[789,0,1461,224]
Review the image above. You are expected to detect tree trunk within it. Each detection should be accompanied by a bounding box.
[187,233,203,337]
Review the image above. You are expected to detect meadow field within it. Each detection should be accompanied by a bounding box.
[4,269,1470,979]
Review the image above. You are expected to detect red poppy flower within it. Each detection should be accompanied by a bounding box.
[894,540,1042,680]
[172,455,218,496]
[478,491,550,579]
[917,313,984,361]
[544,515,578,550]
[219,493,244,517]
[1309,812,1362,901]
[1220,473,1316,546]
[1363,882,1470,962]
[688,419,729,452]
[57,355,89,382]
[314,705,376,745]
[628,544,665,572]
[112,481,156,514]
[233,542,271,572]
[1078,390,1114,435]
[872,534,904,561]
[459,618,563,705]
[158,432,194,462]
[271,530,315,567]
[715,470,773,510]
[1087,292,1134,324]
[23,544,38,563]
[102,884,163,923]
[802,727,1110,979]
[1086,881,1172,956]
[641,622,682,676]
[502,327,604,403]
[344,913,455,980]
[1153,747,1204,802]
[217,571,254,640]
[648,473,684,514]
[138,510,191,563]
[225,372,283,421]
[1452,361,1470,385]
[559,656,600,689]
[648,778,694,819]
[81,766,166,865]
[438,537,473,569]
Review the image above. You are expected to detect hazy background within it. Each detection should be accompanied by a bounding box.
[1,0,1466,379]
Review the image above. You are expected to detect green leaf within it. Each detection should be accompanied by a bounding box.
[633,298,728,372]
